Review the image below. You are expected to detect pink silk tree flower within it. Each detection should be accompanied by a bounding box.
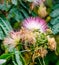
[29,0,45,10]
[27,0,45,6]
[32,0,45,6]
[22,17,48,33]
[9,31,20,42]
[3,31,21,52]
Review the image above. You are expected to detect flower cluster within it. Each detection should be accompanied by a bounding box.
[20,27,36,44]
[3,17,56,62]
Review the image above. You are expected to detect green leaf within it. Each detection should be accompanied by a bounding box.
[12,61,17,65]
[0,53,13,65]
[15,51,23,65]
[20,8,29,18]
[50,9,59,18]
[7,0,37,22]
[52,23,59,34]
[0,0,11,11]
[20,53,26,65]
[0,27,5,40]
[0,53,12,60]
[14,50,26,65]
[26,0,33,2]
[49,5,59,34]
[0,15,13,40]
[52,4,59,10]
[56,60,59,65]
[52,0,59,5]
[7,7,24,22]
[50,17,59,25]
[45,51,58,65]
[46,0,53,8]
[11,0,17,5]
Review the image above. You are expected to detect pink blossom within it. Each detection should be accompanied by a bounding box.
[22,17,48,33]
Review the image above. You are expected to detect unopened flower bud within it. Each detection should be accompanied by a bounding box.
[38,4,48,18]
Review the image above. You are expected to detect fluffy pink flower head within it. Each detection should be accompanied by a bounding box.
[22,17,48,33]
[32,0,45,6]
[3,31,20,50]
